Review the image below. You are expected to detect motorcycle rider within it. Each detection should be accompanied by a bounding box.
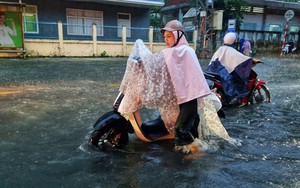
[207,32,259,106]
[160,20,211,152]
[118,21,240,154]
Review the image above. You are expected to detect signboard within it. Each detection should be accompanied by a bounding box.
[281,10,294,57]
[200,11,207,17]
[0,5,24,50]
[227,19,236,33]
[284,10,294,21]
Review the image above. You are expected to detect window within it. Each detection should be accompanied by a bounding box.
[290,26,299,33]
[66,8,103,36]
[23,5,38,33]
[241,6,251,13]
[117,13,131,38]
[269,24,281,32]
[253,7,264,14]
[241,23,257,31]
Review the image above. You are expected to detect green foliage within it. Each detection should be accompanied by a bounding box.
[215,0,247,32]
[100,51,108,57]
[150,6,162,27]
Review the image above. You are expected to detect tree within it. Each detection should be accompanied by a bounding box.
[150,7,162,27]
[214,0,247,32]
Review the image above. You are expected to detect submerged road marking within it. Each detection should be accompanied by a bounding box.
[107,83,120,87]
[0,90,23,95]
[0,86,37,96]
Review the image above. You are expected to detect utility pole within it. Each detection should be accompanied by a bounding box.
[197,0,214,48]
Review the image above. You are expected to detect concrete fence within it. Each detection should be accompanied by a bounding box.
[23,22,197,57]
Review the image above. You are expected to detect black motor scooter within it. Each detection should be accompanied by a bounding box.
[88,89,227,150]
[88,93,200,150]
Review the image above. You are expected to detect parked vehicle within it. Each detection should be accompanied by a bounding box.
[282,40,297,55]
[203,61,271,107]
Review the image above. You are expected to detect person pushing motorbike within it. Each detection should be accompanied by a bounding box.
[159,20,211,152]
[207,32,261,106]
[105,20,240,154]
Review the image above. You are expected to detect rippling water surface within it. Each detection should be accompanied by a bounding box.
[0,56,299,188]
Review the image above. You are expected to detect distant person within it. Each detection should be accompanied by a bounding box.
[0,11,17,47]
[287,40,295,53]
[239,37,251,56]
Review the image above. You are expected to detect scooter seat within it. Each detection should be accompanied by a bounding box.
[141,116,170,140]
[203,71,221,82]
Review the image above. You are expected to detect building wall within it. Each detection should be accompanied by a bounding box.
[17,0,151,41]
[160,0,300,33]
[242,14,300,31]
[265,14,300,30]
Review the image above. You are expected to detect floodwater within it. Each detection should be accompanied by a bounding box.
[0,56,299,188]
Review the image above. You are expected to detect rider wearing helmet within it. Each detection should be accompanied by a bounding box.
[119,20,235,154]
[160,20,185,47]
[207,32,255,105]
[161,20,211,152]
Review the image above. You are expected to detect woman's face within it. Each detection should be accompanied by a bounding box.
[164,30,175,48]
[0,15,6,25]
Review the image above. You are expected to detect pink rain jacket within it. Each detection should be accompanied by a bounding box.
[163,31,210,104]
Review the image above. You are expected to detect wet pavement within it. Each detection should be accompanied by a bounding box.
[0,56,299,187]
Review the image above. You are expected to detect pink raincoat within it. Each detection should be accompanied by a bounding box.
[163,31,210,104]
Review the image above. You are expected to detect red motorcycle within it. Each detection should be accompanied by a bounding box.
[203,61,271,107]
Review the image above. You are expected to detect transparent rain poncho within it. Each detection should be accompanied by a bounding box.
[119,39,179,134]
[118,39,241,147]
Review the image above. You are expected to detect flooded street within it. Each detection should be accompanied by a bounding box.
[0,56,299,187]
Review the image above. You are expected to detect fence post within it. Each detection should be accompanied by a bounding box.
[193,29,198,50]
[58,21,64,56]
[253,32,257,43]
[245,32,248,40]
[149,26,153,52]
[122,26,127,56]
[92,24,97,56]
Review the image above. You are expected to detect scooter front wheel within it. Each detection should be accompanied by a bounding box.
[89,128,129,150]
[251,84,271,103]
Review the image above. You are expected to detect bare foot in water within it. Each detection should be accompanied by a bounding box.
[184,144,205,159]
[184,150,205,160]
[175,141,205,159]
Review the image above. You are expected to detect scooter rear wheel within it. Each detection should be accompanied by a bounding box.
[89,128,129,150]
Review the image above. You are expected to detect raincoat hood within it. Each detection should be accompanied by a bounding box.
[223,32,237,45]
[210,45,251,73]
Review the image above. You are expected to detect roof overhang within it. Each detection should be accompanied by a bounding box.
[246,0,300,10]
[160,2,189,13]
[183,7,199,19]
[0,1,26,7]
[66,0,164,8]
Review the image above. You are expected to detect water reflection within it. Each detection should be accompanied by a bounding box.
[0,56,299,187]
